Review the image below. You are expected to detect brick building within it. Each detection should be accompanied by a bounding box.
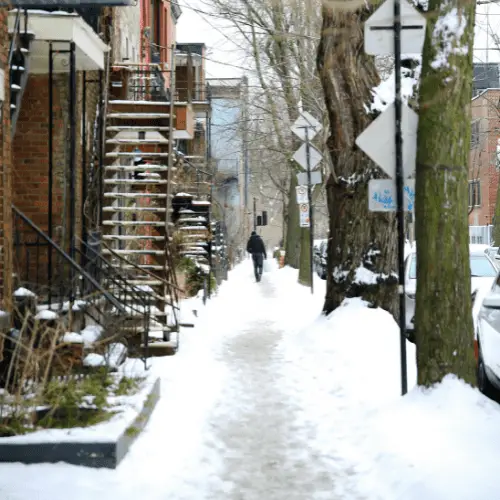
[469,88,500,227]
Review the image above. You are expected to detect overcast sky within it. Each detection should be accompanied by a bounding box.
[176,0,245,79]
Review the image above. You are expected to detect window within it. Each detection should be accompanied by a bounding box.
[496,138,500,171]
[410,254,496,280]
[469,180,481,207]
[470,255,497,277]
[471,120,480,148]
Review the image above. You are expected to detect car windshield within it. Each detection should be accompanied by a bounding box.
[409,254,497,279]
[470,255,497,277]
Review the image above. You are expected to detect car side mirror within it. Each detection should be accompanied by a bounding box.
[482,294,500,310]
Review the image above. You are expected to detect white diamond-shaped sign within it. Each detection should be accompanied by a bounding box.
[292,143,322,171]
[365,0,426,55]
[291,111,322,142]
[355,102,418,179]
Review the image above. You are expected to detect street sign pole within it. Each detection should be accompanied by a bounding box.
[394,0,408,396]
[253,197,257,232]
[305,127,314,295]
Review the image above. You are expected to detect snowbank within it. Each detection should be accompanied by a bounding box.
[358,376,500,500]
[281,296,500,500]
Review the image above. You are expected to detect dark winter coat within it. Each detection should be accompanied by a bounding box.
[247,234,266,257]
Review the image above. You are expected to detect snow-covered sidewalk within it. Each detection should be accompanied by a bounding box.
[1,260,500,500]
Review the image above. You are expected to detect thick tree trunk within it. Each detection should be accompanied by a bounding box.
[317,5,397,316]
[415,0,477,386]
[285,173,301,268]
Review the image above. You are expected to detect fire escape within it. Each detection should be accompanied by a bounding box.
[105,62,182,355]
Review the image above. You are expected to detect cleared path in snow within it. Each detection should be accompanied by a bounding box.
[0,261,360,500]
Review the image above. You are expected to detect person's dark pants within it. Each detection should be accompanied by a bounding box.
[252,254,264,281]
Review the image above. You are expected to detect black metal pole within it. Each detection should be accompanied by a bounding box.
[305,127,314,295]
[48,43,53,306]
[253,197,257,231]
[69,42,76,299]
[394,0,408,396]
[81,71,87,265]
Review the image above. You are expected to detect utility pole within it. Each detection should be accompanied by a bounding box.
[393,0,408,396]
[253,197,257,231]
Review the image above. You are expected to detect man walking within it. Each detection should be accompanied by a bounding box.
[246,231,267,282]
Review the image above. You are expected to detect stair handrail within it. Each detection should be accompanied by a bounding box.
[98,237,185,298]
[12,205,126,314]
[8,9,21,68]
[75,236,151,315]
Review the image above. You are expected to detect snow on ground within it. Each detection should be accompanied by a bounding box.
[1,259,500,499]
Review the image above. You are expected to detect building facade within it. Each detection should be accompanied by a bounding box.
[469,88,500,227]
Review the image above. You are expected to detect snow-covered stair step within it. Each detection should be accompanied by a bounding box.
[179,241,208,246]
[103,178,168,185]
[106,125,170,132]
[182,234,210,239]
[106,138,169,145]
[107,112,171,119]
[102,234,166,241]
[102,249,165,256]
[105,165,170,172]
[179,226,208,231]
[116,264,165,271]
[119,280,163,286]
[104,192,170,199]
[178,217,207,223]
[106,152,171,159]
[103,220,173,227]
[103,206,167,213]
[192,200,211,206]
[180,250,208,255]
[108,100,171,107]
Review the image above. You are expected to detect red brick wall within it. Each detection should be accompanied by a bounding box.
[469,90,500,226]
[12,75,67,232]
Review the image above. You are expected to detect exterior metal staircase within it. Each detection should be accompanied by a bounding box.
[103,63,181,355]
[8,10,34,136]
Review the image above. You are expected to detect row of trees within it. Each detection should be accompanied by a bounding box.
[204,0,478,386]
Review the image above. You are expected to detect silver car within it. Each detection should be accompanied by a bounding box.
[404,247,498,342]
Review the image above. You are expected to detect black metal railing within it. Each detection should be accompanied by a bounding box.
[12,206,152,362]
[127,66,170,102]
[175,83,210,103]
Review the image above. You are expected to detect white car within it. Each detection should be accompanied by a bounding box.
[475,272,500,397]
[405,246,497,343]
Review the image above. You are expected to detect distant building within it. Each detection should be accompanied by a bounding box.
[469,88,500,228]
[207,77,249,250]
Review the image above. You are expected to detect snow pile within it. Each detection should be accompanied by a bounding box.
[281,296,500,500]
[35,310,58,321]
[357,376,500,499]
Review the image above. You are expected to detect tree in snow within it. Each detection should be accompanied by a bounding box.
[316,2,399,316]
[206,0,328,286]
[414,0,477,386]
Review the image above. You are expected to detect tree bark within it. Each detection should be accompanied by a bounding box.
[317,4,397,316]
[415,0,477,386]
[298,227,312,285]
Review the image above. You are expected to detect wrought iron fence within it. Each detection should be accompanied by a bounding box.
[12,206,152,361]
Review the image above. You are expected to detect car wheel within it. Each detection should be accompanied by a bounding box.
[477,349,497,399]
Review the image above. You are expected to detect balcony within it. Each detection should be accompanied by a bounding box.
[8,9,109,73]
